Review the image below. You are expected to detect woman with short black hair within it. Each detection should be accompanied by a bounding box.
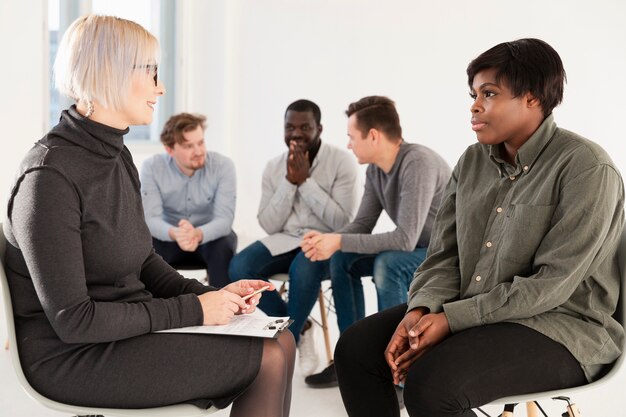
[335,38,624,417]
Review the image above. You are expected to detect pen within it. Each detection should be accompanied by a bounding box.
[242,285,271,301]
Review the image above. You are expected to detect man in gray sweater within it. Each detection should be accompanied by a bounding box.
[302,96,451,387]
[229,99,358,377]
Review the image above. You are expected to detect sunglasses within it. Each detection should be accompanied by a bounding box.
[133,64,158,86]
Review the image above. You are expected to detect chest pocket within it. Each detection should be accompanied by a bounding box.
[500,203,555,264]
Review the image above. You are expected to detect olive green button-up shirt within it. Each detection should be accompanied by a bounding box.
[408,114,624,381]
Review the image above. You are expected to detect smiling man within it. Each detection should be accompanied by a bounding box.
[141,112,237,288]
[229,99,358,377]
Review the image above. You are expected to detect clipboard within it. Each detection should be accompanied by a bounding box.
[157,315,293,339]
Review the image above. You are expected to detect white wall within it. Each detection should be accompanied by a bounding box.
[0,1,47,211]
[2,1,625,241]
[172,0,626,243]
[1,1,625,414]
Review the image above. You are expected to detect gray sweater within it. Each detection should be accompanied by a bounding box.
[340,141,451,254]
[257,142,358,255]
[4,106,212,370]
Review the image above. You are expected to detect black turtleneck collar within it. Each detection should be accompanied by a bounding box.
[49,105,130,158]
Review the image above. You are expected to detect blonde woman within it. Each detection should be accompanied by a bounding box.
[3,15,295,417]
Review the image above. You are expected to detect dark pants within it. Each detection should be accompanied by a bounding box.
[330,248,427,333]
[152,231,237,288]
[228,241,329,344]
[335,304,587,417]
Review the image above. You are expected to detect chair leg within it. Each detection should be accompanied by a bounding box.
[317,289,333,364]
[526,402,540,417]
[566,404,581,417]
[278,282,287,298]
[500,403,516,417]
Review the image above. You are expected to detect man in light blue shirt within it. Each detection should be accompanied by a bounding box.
[141,113,237,287]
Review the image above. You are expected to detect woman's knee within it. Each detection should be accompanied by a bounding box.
[335,318,382,370]
[259,338,291,380]
[334,326,361,379]
[334,324,358,365]
[403,360,465,416]
[277,330,296,361]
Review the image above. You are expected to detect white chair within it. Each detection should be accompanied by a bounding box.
[270,273,334,364]
[0,225,216,417]
[170,260,209,285]
[480,224,626,417]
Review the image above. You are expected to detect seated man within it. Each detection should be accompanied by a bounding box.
[141,112,237,288]
[229,99,358,375]
[302,96,451,387]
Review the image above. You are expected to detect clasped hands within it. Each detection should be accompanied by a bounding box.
[384,308,451,385]
[170,219,202,252]
[301,230,341,261]
[197,280,275,326]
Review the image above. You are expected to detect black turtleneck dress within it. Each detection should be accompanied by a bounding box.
[3,106,262,409]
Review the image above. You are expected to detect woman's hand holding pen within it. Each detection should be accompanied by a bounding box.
[225,280,275,314]
[197,280,274,325]
[197,290,246,325]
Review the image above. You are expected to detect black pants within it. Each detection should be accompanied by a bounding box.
[334,304,587,417]
[152,231,237,288]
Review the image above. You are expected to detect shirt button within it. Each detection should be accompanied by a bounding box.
[496,207,503,213]
[486,241,492,248]
[475,275,482,282]
[509,176,516,181]
[523,165,529,171]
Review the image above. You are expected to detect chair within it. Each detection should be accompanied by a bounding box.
[169,260,209,285]
[270,273,334,364]
[480,224,626,417]
[0,225,216,417]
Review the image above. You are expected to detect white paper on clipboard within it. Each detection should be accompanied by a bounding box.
[157,315,292,338]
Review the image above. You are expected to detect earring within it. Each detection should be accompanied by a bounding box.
[85,100,95,118]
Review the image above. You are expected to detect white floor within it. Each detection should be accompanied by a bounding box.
[1,277,622,416]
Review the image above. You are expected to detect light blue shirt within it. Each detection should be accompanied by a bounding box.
[140,152,236,244]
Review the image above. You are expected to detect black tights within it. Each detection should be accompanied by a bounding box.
[231,330,295,417]
[335,304,586,417]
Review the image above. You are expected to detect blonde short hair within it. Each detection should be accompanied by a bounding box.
[54,15,160,111]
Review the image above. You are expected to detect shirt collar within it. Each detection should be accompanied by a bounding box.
[166,153,202,179]
[488,114,557,176]
[310,141,327,170]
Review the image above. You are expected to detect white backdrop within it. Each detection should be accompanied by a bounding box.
[1,1,625,241]
[171,0,626,242]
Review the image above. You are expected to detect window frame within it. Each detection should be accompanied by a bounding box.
[47,0,176,143]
